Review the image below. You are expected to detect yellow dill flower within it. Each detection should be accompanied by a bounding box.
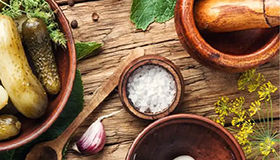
[235,121,254,145]
[258,81,278,101]
[214,97,232,117]
[260,137,276,156]
[238,69,256,91]
[249,100,261,116]
[238,69,265,93]
[213,116,225,126]
[231,111,246,127]
[243,143,252,155]
[247,73,265,93]
[230,97,245,115]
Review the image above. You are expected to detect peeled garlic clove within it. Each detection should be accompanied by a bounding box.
[0,85,8,110]
[173,155,195,160]
[74,118,106,154]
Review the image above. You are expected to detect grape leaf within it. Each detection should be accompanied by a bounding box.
[76,42,102,61]
[130,0,176,30]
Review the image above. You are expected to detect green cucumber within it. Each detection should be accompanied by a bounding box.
[0,15,48,119]
[22,18,61,95]
[0,114,21,141]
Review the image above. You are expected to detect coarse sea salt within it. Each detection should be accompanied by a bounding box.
[127,65,176,113]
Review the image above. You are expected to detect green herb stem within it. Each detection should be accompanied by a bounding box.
[264,100,270,135]
[270,99,273,135]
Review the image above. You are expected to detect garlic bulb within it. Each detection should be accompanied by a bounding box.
[73,109,123,154]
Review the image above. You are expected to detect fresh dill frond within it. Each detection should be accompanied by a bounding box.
[50,29,67,48]
[0,0,67,48]
[214,70,280,159]
[1,0,23,18]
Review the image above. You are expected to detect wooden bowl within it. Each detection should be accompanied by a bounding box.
[126,114,246,160]
[175,0,279,73]
[118,55,184,120]
[0,0,76,151]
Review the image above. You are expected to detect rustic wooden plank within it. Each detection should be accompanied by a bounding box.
[59,0,280,159]
[60,0,279,117]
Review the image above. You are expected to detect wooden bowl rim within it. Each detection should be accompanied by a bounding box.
[118,55,184,120]
[175,0,279,70]
[0,0,76,151]
[126,114,246,160]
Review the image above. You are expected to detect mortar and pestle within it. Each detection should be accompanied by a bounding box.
[175,0,280,72]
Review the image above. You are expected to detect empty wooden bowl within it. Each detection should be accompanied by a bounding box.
[0,0,76,151]
[126,114,246,160]
[175,0,279,73]
[118,55,184,120]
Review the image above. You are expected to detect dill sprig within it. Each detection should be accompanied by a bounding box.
[1,0,23,18]
[213,69,279,160]
[0,0,66,48]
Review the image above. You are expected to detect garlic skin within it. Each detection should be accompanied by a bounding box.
[75,118,106,154]
[73,109,123,155]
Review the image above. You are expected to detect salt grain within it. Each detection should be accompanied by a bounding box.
[127,65,176,113]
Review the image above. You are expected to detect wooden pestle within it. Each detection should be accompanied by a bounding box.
[194,0,280,32]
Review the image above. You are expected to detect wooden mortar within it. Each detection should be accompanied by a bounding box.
[175,0,279,73]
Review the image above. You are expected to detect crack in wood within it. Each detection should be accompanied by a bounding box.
[263,0,273,27]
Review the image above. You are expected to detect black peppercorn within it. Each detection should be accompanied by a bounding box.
[71,20,78,29]
[68,0,74,6]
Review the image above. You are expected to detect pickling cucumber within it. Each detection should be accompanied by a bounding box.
[0,114,21,141]
[0,15,48,119]
[0,85,8,110]
[22,18,61,95]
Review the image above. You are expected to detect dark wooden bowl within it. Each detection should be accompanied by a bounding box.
[0,0,76,151]
[126,114,246,160]
[118,55,184,120]
[175,0,279,73]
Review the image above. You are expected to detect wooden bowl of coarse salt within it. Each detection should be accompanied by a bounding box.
[118,55,184,120]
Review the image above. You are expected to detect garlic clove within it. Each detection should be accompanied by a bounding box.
[74,118,106,154]
[73,109,123,155]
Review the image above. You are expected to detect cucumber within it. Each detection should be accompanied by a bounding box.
[22,18,61,95]
[0,114,21,141]
[0,85,8,110]
[0,15,48,119]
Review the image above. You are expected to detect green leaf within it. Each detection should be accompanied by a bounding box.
[130,0,176,30]
[154,0,177,23]
[0,70,84,160]
[75,42,102,61]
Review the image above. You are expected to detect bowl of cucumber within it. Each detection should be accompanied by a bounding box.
[0,0,76,151]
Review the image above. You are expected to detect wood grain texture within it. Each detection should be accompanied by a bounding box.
[54,0,279,159]
[194,0,280,32]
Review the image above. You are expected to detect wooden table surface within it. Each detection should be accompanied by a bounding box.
[55,0,280,159]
